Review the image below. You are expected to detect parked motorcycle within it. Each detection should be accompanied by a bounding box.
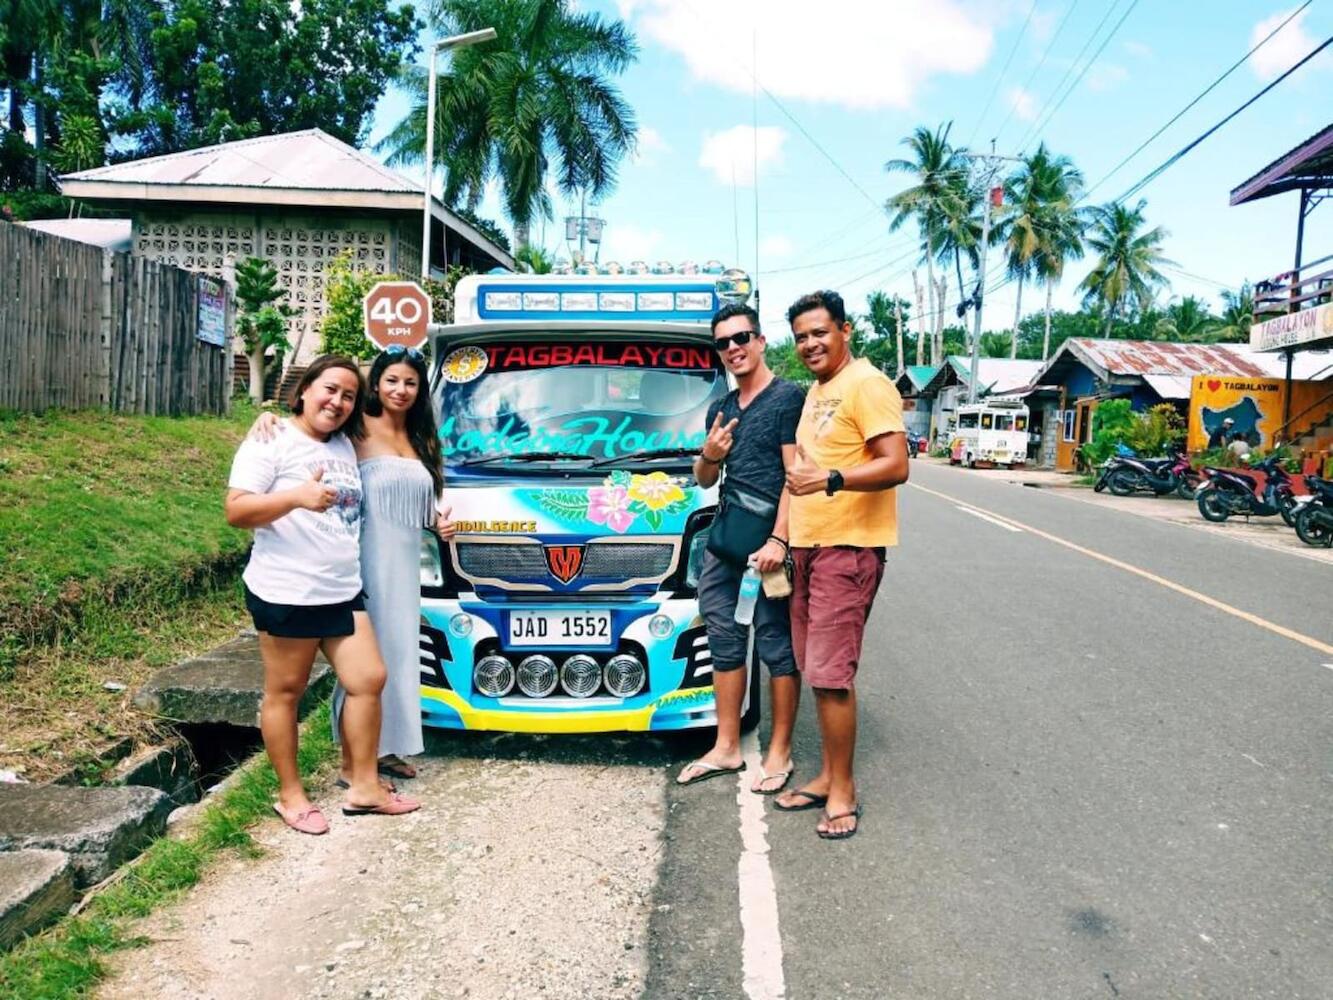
[1292,475,1333,548]
[1094,448,1193,498]
[1194,454,1298,525]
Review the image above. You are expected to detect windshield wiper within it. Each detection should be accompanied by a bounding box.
[458,450,593,467]
[591,448,698,469]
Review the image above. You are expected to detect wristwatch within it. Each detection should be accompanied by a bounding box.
[825,470,844,495]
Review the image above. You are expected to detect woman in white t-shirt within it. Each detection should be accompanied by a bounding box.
[226,356,420,835]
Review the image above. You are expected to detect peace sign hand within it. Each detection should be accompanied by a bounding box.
[702,412,740,464]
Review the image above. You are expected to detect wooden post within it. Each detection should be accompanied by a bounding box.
[894,295,905,379]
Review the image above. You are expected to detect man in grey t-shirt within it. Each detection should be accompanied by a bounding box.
[676,304,804,795]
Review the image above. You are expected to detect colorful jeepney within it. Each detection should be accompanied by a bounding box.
[415,270,757,733]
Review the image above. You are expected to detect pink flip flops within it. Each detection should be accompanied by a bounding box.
[341,792,421,817]
[272,801,330,836]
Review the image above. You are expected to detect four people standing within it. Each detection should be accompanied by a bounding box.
[229,286,903,843]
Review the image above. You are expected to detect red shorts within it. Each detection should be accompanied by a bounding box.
[790,546,886,690]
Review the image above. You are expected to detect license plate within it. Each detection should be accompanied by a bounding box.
[995,451,1009,460]
[508,611,612,647]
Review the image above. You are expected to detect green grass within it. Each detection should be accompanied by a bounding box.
[0,404,258,656]
[0,704,337,1000]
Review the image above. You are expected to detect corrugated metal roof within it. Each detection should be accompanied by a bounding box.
[903,364,938,390]
[62,129,418,194]
[1064,338,1270,378]
[21,218,132,250]
[1226,344,1333,380]
[1230,121,1333,206]
[1142,373,1193,399]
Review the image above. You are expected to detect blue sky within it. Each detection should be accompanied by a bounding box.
[367,0,1333,341]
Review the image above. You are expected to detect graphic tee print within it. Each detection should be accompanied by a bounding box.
[228,423,363,605]
[790,358,905,548]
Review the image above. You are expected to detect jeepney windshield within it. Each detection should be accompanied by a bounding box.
[434,337,727,472]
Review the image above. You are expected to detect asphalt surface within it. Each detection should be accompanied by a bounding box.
[649,460,1332,1000]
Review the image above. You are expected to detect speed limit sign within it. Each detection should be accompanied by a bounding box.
[363,281,432,351]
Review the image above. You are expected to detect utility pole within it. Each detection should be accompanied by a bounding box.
[963,140,1022,403]
[894,295,905,378]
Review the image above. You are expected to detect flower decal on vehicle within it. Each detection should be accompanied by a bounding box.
[535,470,693,532]
[587,484,634,533]
[627,471,686,512]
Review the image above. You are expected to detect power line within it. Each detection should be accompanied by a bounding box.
[763,240,901,275]
[993,0,1082,143]
[1020,0,1144,153]
[966,0,1039,146]
[1116,32,1333,203]
[1083,0,1314,199]
[1013,0,1129,151]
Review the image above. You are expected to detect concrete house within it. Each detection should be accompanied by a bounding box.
[59,129,514,370]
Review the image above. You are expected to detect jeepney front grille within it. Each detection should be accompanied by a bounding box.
[455,543,546,578]
[583,543,674,578]
[451,539,679,589]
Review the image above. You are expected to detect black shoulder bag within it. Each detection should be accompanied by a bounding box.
[704,393,780,569]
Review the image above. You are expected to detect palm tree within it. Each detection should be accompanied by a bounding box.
[1211,283,1255,343]
[1154,295,1217,342]
[1033,196,1087,359]
[885,124,969,364]
[379,0,638,247]
[996,144,1084,358]
[1079,199,1173,337]
[514,245,554,273]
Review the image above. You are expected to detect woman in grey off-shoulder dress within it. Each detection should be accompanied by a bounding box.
[333,455,436,759]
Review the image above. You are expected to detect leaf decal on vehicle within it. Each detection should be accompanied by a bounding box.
[535,489,590,521]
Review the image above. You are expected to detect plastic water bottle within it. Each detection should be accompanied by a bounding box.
[734,564,762,625]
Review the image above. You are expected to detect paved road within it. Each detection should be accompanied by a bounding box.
[649,460,1332,1000]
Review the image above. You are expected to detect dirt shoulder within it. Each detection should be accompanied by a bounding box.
[96,730,679,1000]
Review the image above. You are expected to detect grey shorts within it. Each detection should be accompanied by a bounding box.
[696,551,797,678]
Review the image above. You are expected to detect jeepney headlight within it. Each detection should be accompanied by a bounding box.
[560,655,601,698]
[516,655,559,698]
[648,614,673,639]
[420,531,443,587]
[474,654,515,698]
[449,613,473,638]
[604,653,646,698]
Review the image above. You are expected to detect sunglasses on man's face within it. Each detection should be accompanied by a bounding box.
[383,344,424,361]
[713,330,759,351]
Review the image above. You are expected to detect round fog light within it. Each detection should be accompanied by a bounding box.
[516,654,559,698]
[648,614,673,639]
[604,653,646,698]
[449,613,473,638]
[474,654,514,698]
[560,654,601,698]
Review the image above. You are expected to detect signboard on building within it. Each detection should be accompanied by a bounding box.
[196,276,227,347]
[1249,300,1333,352]
[1187,374,1286,451]
[363,281,431,351]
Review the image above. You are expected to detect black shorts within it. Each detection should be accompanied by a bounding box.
[244,585,366,639]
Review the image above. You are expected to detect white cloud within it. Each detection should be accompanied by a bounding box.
[631,125,670,166]
[759,234,794,261]
[698,125,787,187]
[1123,40,1153,59]
[1249,7,1327,80]
[1085,63,1129,93]
[623,0,991,110]
[1008,87,1036,122]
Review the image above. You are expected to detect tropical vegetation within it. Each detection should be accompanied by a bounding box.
[871,120,1252,374]
[1,0,418,192]
[378,0,639,248]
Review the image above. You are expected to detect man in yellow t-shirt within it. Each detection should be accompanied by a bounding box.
[775,290,909,841]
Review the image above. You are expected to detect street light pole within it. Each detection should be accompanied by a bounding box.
[421,27,497,282]
[964,140,1022,404]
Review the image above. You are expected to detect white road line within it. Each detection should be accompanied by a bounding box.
[736,729,785,1000]
[955,504,1024,533]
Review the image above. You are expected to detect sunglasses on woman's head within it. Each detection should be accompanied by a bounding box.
[383,344,424,361]
[713,330,758,351]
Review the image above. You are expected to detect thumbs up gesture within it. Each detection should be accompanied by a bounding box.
[296,467,338,511]
[701,412,740,465]
[785,443,828,496]
[435,503,457,540]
